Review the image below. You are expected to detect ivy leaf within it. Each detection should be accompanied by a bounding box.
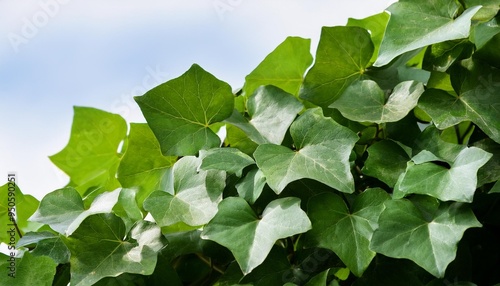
[65,214,165,286]
[254,108,358,194]
[49,107,127,193]
[243,36,313,96]
[200,147,255,177]
[418,59,500,144]
[0,251,57,286]
[143,156,225,227]
[347,12,390,64]
[394,145,492,202]
[17,231,70,264]
[329,80,424,123]
[374,1,481,66]
[117,123,177,207]
[300,26,374,106]
[29,187,120,235]
[370,198,482,278]
[305,189,390,277]
[473,138,500,186]
[135,64,234,156]
[226,85,303,145]
[0,183,41,244]
[201,197,311,275]
[362,140,412,187]
[236,168,267,204]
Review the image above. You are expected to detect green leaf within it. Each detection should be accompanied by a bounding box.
[471,16,500,49]
[329,80,424,123]
[305,189,390,276]
[117,123,177,207]
[0,251,57,286]
[394,146,492,202]
[17,231,70,264]
[254,108,358,194]
[300,26,374,106]
[362,140,412,187]
[374,1,481,66]
[0,183,41,244]
[464,0,500,21]
[243,36,313,96]
[200,147,255,177]
[112,188,144,228]
[143,156,225,227]
[347,12,390,64]
[135,64,234,156]
[236,168,267,204]
[49,107,127,193]
[201,197,311,274]
[225,85,303,145]
[473,138,500,186]
[66,214,165,286]
[418,60,500,143]
[370,198,482,278]
[30,187,120,235]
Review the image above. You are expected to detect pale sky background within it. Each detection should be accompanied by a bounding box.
[0,0,395,200]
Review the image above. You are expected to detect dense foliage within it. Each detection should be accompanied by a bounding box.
[2,0,500,285]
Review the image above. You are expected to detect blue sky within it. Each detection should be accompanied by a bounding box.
[0,0,394,199]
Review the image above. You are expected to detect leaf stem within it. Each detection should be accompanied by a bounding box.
[195,253,225,274]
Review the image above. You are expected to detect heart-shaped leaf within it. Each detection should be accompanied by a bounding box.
[329,80,424,123]
[135,64,234,156]
[143,156,225,227]
[300,26,374,106]
[370,198,481,278]
[305,189,390,276]
[254,108,358,194]
[201,197,311,275]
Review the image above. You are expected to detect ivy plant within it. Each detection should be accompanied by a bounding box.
[2,0,500,285]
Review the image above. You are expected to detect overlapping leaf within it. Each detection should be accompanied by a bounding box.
[143,156,225,227]
[201,197,311,275]
[370,198,482,278]
[225,85,303,145]
[117,123,177,207]
[254,108,358,194]
[29,187,120,235]
[0,183,41,244]
[305,189,390,276]
[49,107,127,193]
[200,147,255,177]
[374,0,481,66]
[362,140,411,187]
[17,231,70,264]
[65,214,165,286]
[0,251,57,286]
[235,168,267,204]
[300,26,374,106]
[329,80,424,123]
[243,36,313,96]
[135,64,234,156]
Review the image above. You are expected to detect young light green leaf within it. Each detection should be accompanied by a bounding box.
[305,189,390,277]
[329,80,424,123]
[201,197,311,275]
[236,168,267,204]
[243,36,313,96]
[362,140,411,187]
[0,251,57,286]
[394,147,492,202]
[254,108,358,194]
[300,26,373,106]
[374,1,481,66]
[117,123,177,208]
[143,156,225,227]
[135,64,234,156]
[347,12,390,64]
[29,187,120,235]
[65,214,165,286]
[200,147,255,177]
[370,199,482,278]
[0,183,41,245]
[49,107,127,193]
[225,85,303,145]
